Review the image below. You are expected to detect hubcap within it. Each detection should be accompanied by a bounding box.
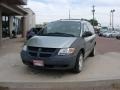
[79,54,83,71]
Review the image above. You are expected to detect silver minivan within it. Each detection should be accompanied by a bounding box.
[21,19,96,73]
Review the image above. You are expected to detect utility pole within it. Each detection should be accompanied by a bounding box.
[111,9,115,31]
[92,5,95,28]
[110,11,111,27]
[69,9,71,19]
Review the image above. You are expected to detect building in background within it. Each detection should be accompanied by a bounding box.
[2,16,22,38]
[0,0,36,46]
[25,8,36,31]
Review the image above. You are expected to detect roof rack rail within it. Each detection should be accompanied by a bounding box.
[60,19,89,22]
[60,19,81,21]
[81,18,89,21]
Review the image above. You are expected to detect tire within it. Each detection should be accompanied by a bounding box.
[22,60,27,65]
[116,36,120,40]
[73,52,84,73]
[89,47,95,57]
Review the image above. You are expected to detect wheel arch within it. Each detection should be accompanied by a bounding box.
[79,48,85,57]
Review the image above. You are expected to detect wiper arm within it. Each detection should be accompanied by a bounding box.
[46,32,75,37]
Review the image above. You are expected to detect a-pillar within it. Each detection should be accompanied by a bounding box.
[21,16,27,38]
[9,16,14,38]
[0,10,2,46]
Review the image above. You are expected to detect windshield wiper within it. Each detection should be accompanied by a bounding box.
[42,32,75,37]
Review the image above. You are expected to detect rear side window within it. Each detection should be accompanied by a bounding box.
[86,22,95,34]
[83,23,89,32]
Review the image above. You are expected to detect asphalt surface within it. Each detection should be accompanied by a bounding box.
[0,37,120,89]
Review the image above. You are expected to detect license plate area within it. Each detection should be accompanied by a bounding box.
[33,60,44,67]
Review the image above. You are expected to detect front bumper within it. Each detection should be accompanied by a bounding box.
[21,51,77,70]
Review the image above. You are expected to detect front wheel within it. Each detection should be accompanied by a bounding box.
[73,52,84,73]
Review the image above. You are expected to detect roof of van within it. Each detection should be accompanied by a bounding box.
[59,19,88,22]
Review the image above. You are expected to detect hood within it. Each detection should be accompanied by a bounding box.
[26,36,77,48]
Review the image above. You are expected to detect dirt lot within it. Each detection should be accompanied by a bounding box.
[0,37,120,89]
[96,37,120,54]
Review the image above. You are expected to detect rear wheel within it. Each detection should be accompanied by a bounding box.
[73,52,84,73]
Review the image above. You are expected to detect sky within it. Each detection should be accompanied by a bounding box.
[26,0,120,26]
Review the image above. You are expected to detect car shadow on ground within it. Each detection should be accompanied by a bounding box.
[25,66,76,78]
[22,57,92,79]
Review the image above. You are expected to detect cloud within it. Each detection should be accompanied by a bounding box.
[94,0,120,7]
[26,0,120,26]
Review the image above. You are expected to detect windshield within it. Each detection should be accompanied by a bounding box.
[42,21,81,37]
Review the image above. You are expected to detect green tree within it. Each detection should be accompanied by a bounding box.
[89,19,98,26]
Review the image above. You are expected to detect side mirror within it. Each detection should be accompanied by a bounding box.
[82,31,93,37]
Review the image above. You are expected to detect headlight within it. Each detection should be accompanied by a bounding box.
[58,48,75,55]
[22,45,27,51]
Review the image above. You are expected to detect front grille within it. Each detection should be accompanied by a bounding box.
[29,52,37,57]
[39,53,51,57]
[28,46,39,52]
[41,48,56,52]
[28,46,57,57]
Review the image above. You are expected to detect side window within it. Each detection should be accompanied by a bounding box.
[83,23,89,32]
[87,23,95,34]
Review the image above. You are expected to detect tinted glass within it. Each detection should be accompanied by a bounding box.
[83,23,89,32]
[87,23,95,34]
